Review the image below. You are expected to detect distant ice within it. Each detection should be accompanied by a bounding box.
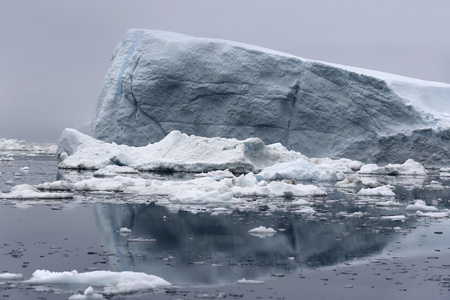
[0,138,56,154]
[0,273,23,280]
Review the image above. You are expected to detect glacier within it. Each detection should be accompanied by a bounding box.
[92,29,450,166]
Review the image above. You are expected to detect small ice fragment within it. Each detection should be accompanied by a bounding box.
[237,278,265,284]
[119,227,132,234]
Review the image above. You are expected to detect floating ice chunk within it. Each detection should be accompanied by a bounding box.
[256,158,339,182]
[0,273,23,280]
[248,226,277,234]
[69,286,103,299]
[119,227,132,234]
[237,278,265,284]
[381,215,407,221]
[57,129,305,173]
[26,270,171,295]
[358,159,428,175]
[293,206,316,215]
[127,238,157,242]
[0,156,14,161]
[406,200,438,212]
[376,200,403,207]
[416,211,449,218]
[0,184,73,199]
[357,185,395,196]
[248,226,277,238]
[194,169,235,180]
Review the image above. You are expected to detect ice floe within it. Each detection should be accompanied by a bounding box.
[358,159,428,176]
[0,184,73,199]
[405,200,439,212]
[26,270,171,295]
[0,273,23,280]
[357,186,395,197]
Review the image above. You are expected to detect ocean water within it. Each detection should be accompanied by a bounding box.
[0,154,449,299]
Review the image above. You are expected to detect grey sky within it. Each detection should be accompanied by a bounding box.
[1,0,449,143]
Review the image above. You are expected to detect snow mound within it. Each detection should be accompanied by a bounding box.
[92,29,450,167]
[358,159,428,175]
[26,270,171,295]
[57,129,303,173]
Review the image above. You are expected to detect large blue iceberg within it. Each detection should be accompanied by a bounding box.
[92,29,450,166]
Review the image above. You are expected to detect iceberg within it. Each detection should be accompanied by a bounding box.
[92,29,450,166]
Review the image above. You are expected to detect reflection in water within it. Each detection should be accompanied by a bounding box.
[93,198,416,286]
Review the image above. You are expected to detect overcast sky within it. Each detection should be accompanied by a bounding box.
[1,0,449,143]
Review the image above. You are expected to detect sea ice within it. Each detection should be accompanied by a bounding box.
[358,159,428,175]
[0,273,23,280]
[0,184,73,199]
[405,200,439,212]
[57,129,304,173]
[357,186,395,197]
[26,270,171,295]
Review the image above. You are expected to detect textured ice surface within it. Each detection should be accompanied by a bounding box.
[92,29,450,166]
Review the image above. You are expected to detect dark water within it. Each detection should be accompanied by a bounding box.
[0,154,449,299]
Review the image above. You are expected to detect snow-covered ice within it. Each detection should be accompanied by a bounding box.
[0,184,73,199]
[58,129,304,173]
[26,270,171,295]
[0,138,57,154]
[358,159,428,176]
[405,200,439,212]
[0,273,23,280]
[357,186,395,197]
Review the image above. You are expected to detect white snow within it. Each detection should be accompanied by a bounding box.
[0,184,73,199]
[358,159,428,176]
[405,200,439,212]
[357,186,395,197]
[26,270,171,295]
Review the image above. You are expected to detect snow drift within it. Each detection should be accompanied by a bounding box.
[92,29,450,166]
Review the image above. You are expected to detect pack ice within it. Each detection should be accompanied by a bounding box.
[92,29,450,167]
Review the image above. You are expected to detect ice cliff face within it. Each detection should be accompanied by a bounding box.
[92,29,450,166]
